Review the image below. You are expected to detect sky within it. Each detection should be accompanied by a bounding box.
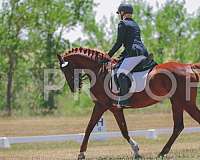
[66,0,200,42]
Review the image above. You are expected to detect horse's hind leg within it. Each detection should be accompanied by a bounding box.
[158,99,184,157]
[184,89,200,124]
[184,104,200,124]
[110,107,142,158]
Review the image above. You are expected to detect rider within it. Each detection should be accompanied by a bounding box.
[108,3,149,107]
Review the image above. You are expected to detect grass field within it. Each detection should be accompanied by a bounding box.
[0,108,200,160]
[0,133,200,160]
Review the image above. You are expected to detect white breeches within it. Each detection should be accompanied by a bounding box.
[117,55,146,76]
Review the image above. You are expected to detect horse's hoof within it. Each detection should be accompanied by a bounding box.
[78,153,85,160]
[157,153,166,159]
[134,154,142,159]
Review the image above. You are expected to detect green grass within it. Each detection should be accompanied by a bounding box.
[0,101,199,159]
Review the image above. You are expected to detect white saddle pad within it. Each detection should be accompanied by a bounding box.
[110,69,150,93]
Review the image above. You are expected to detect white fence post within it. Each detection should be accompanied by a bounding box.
[0,137,10,149]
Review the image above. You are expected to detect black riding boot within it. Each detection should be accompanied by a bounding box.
[116,73,131,107]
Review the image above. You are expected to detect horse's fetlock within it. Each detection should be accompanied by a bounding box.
[122,133,129,140]
[78,152,85,160]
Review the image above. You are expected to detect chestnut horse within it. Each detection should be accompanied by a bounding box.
[57,47,200,159]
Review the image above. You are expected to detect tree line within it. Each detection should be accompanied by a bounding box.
[0,0,199,116]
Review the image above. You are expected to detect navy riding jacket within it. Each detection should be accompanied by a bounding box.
[108,18,148,58]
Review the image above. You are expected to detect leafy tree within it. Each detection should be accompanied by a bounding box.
[0,0,29,115]
[26,0,95,112]
[187,9,200,62]
[0,0,95,115]
[155,0,189,62]
[81,14,119,52]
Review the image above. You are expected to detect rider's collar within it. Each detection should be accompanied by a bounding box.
[124,17,133,20]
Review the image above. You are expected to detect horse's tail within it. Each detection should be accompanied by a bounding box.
[191,63,200,82]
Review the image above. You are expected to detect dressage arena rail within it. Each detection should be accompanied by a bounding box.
[1,127,200,148]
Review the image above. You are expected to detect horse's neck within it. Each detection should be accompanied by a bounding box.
[69,54,100,72]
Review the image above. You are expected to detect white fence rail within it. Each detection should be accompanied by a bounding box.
[1,127,200,149]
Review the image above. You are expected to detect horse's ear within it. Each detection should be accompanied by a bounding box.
[57,54,62,63]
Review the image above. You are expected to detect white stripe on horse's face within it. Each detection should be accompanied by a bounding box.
[61,61,69,68]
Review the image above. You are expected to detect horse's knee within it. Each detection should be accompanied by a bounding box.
[174,125,184,135]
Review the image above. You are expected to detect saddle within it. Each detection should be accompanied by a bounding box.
[110,56,157,93]
[113,55,157,73]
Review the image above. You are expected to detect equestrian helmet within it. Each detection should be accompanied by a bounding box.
[116,3,133,14]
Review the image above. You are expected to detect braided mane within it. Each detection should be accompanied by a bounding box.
[63,47,112,62]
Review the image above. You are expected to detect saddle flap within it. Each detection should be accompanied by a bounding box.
[110,69,151,93]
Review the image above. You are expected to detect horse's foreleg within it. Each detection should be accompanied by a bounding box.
[110,108,141,158]
[158,100,184,157]
[78,102,108,160]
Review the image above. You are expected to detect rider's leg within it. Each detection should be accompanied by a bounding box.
[115,56,146,107]
[117,73,131,106]
[117,55,146,76]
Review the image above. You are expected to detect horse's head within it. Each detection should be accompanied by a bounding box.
[57,54,81,93]
[57,47,114,93]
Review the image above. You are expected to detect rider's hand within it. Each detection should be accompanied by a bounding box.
[106,62,112,71]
